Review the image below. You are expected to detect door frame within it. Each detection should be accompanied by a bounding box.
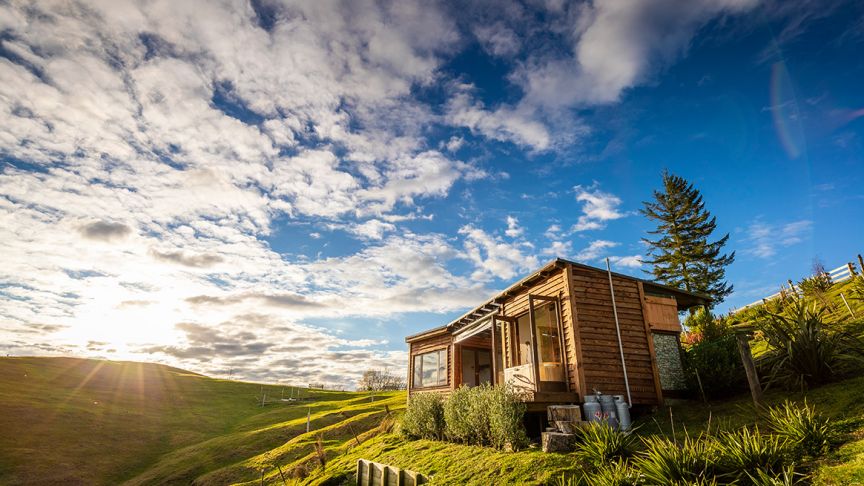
[528,294,570,391]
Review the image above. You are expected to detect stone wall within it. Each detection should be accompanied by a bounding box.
[652,333,687,391]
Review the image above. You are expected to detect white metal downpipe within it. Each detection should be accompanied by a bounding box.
[606,258,632,408]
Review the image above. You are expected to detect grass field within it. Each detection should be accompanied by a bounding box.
[0,356,397,485]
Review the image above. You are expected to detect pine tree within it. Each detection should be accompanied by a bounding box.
[641,171,735,304]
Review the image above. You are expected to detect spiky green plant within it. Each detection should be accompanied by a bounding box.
[713,426,789,482]
[573,422,637,468]
[766,400,837,458]
[756,300,864,389]
[797,273,833,298]
[635,434,717,485]
[586,460,642,486]
[553,461,641,486]
[745,465,800,486]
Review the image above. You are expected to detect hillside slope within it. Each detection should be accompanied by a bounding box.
[0,357,396,485]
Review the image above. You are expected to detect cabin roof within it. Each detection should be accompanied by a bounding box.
[405,257,711,343]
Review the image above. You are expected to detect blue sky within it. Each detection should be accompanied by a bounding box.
[1,0,862,386]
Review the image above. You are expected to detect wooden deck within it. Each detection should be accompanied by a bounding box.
[520,391,580,411]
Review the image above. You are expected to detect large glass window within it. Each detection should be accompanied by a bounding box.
[412,349,448,388]
[534,302,565,382]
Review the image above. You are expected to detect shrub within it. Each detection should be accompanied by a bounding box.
[486,383,528,450]
[400,392,444,440]
[444,384,490,445]
[573,422,637,468]
[683,307,732,341]
[756,301,864,390]
[713,427,789,482]
[797,274,833,298]
[682,333,746,398]
[798,260,833,299]
[635,434,717,485]
[766,400,837,459]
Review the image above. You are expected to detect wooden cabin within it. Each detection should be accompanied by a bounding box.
[405,258,709,410]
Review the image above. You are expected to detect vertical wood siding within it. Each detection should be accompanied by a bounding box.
[569,265,661,405]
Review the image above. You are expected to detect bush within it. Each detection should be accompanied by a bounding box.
[444,385,489,445]
[486,383,529,450]
[400,392,444,440]
[756,301,864,390]
[713,427,789,482]
[573,422,637,468]
[766,400,837,459]
[683,334,746,399]
[635,434,717,485]
[798,260,833,299]
[684,307,732,341]
[443,384,528,450]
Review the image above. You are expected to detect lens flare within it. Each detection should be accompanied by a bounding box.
[770,62,806,159]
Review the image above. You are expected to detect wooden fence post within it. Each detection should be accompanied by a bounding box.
[736,333,763,407]
[848,262,857,276]
[858,254,864,275]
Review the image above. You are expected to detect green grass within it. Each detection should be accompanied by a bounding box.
[0,356,386,485]
[3,354,864,485]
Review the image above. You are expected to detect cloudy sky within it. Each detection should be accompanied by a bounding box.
[2,0,863,386]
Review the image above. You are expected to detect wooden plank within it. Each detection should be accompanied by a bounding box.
[638,281,665,405]
[565,264,587,399]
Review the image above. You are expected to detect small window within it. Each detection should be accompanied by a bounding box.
[412,349,448,388]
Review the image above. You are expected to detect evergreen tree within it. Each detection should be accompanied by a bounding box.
[641,171,735,304]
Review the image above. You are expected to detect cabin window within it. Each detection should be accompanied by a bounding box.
[412,349,448,388]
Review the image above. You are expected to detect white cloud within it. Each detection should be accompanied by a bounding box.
[516,0,760,108]
[505,215,524,238]
[545,224,562,239]
[474,22,521,57]
[459,225,539,281]
[543,240,573,257]
[574,240,619,262]
[607,255,643,268]
[0,0,487,387]
[572,183,626,231]
[742,219,813,258]
[348,220,396,241]
[445,0,760,150]
[446,89,552,150]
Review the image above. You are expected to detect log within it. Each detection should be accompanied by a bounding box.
[541,431,575,453]
[736,333,763,406]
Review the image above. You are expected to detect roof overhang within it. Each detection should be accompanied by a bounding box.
[453,315,493,343]
[406,258,712,343]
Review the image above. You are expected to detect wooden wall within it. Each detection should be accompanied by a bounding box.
[408,333,452,395]
[568,265,662,405]
[499,269,578,395]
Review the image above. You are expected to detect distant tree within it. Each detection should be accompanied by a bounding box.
[357,369,406,391]
[641,171,735,305]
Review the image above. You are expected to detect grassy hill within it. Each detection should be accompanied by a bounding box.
[3,346,864,484]
[0,357,400,485]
